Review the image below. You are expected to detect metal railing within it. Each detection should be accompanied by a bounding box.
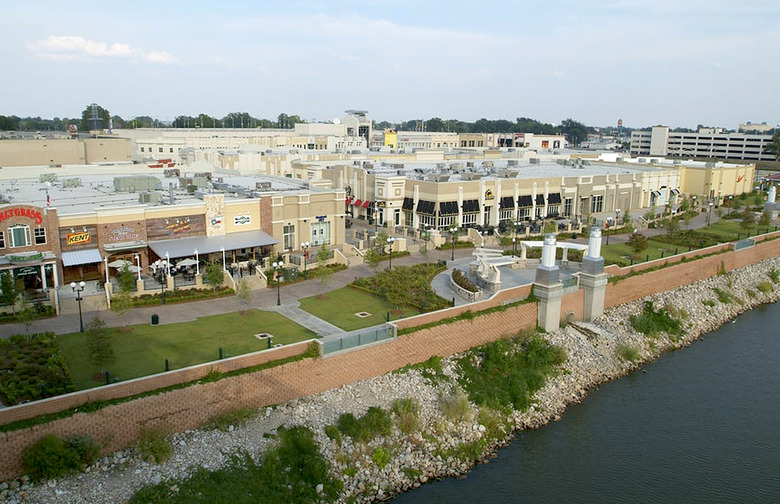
[321,324,395,355]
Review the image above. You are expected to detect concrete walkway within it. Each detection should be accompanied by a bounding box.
[260,301,345,337]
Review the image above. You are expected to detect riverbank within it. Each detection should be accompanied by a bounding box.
[3,256,779,504]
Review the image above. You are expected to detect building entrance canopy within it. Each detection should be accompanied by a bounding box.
[148,230,278,259]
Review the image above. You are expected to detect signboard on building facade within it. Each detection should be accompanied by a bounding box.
[234,214,251,226]
[66,232,91,245]
[484,189,495,201]
[0,207,44,225]
[109,226,140,242]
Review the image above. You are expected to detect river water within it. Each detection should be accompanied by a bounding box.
[394,302,780,504]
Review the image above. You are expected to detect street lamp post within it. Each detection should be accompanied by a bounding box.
[273,261,284,305]
[387,237,395,270]
[160,259,167,304]
[70,281,86,333]
[301,242,310,278]
[450,227,458,261]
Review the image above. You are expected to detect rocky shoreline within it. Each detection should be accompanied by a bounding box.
[3,256,779,504]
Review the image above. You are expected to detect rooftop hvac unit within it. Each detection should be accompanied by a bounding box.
[62,178,82,188]
[507,160,518,166]
[138,192,162,204]
[638,158,647,163]
[462,173,483,181]
[428,174,450,182]
[529,158,540,165]
[212,182,229,190]
[436,163,446,169]
[616,157,624,163]
[397,170,405,176]
[582,160,591,165]
[393,164,405,169]
[450,163,463,171]
[256,181,272,190]
[466,162,474,167]
[673,160,682,165]
[556,159,565,165]
[39,174,58,183]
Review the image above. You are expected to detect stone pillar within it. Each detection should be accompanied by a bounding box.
[195,273,203,286]
[580,226,608,321]
[166,276,175,292]
[764,185,778,216]
[136,278,145,294]
[534,233,563,331]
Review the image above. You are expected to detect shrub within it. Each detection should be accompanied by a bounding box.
[757,281,774,293]
[455,332,566,411]
[22,433,101,481]
[439,390,473,422]
[371,445,392,469]
[130,426,342,504]
[392,397,420,434]
[746,289,757,299]
[713,287,738,304]
[617,344,641,362]
[337,406,392,443]
[629,301,684,339]
[138,428,173,463]
[769,268,780,284]
[205,407,257,432]
[452,268,478,293]
[702,299,716,307]
[324,424,342,444]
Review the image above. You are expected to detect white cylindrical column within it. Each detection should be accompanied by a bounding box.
[541,233,557,267]
[769,185,777,204]
[586,226,602,259]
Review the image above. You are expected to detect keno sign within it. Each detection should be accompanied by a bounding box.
[0,207,43,225]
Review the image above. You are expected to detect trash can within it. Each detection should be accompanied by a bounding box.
[151,314,159,325]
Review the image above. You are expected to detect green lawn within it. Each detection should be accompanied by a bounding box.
[602,239,681,266]
[58,311,316,390]
[298,287,418,331]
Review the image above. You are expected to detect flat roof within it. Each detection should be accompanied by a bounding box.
[0,168,318,216]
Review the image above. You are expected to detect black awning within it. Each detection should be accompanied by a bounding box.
[499,196,515,209]
[547,193,562,204]
[462,199,480,213]
[416,200,435,214]
[439,201,459,215]
[402,197,414,211]
[536,194,545,205]
[518,195,533,207]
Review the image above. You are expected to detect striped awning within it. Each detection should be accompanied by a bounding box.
[61,248,102,267]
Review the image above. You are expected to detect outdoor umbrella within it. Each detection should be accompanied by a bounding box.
[177,258,198,267]
[108,259,132,268]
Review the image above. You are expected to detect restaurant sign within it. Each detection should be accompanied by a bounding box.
[234,214,251,226]
[67,232,91,245]
[0,207,43,225]
[109,226,139,242]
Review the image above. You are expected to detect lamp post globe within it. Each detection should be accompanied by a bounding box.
[71,281,86,333]
[301,242,310,278]
[273,261,284,305]
[450,227,458,261]
[387,237,395,271]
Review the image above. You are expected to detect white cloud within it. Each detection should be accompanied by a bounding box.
[29,36,177,64]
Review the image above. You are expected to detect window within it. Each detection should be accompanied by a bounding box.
[469,140,475,147]
[169,148,173,153]
[517,207,531,220]
[404,210,413,226]
[591,195,604,213]
[438,214,456,229]
[0,231,4,248]
[283,224,295,250]
[158,147,163,153]
[462,213,477,225]
[140,147,145,152]
[9,225,30,248]
[499,209,513,222]
[419,214,436,228]
[564,198,573,217]
[33,226,46,245]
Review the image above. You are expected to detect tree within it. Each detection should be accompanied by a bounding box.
[203,261,225,290]
[0,271,21,315]
[375,230,389,255]
[759,210,772,227]
[558,118,591,146]
[314,245,333,295]
[543,220,557,234]
[85,317,115,376]
[116,265,135,294]
[110,290,132,320]
[236,278,252,311]
[79,104,110,132]
[363,248,380,272]
[622,211,634,233]
[627,231,649,258]
[740,208,756,230]
[764,130,780,161]
[665,218,681,238]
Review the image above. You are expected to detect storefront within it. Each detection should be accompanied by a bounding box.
[0,205,61,309]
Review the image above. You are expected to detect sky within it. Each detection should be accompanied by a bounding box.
[1,0,779,129]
